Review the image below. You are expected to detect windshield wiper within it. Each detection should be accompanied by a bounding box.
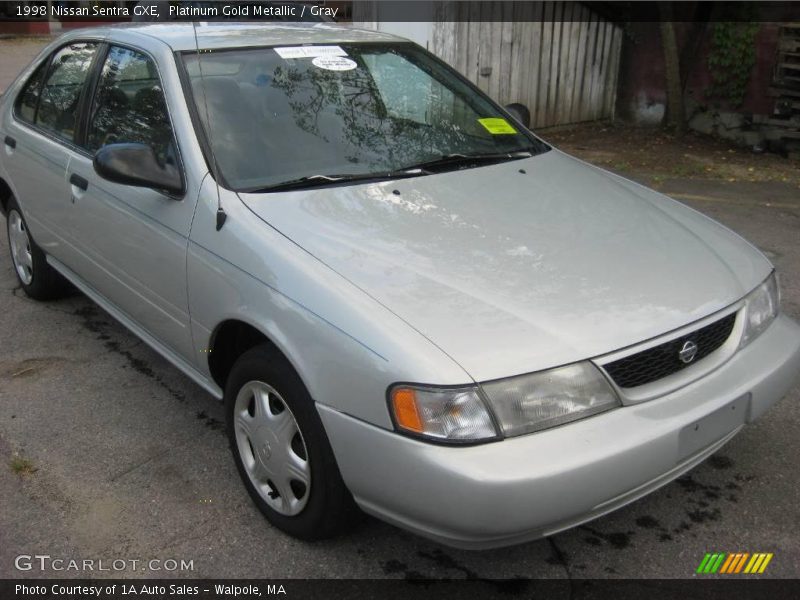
[400,150,533,173]
[244,168,428,193]
[242,150,533,193]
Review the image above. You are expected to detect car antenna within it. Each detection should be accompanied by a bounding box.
[192,20,227,231]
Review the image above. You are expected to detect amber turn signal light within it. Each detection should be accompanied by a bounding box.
[391,387,424,433]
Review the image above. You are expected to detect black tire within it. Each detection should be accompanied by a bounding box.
[6,198,69,300]
[224,344,358,540]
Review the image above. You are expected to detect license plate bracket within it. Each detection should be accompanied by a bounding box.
[678,394,750,461]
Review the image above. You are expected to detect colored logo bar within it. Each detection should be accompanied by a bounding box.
[696,552,774,574]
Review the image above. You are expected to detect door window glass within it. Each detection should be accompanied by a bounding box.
[87,46,176,167]
[35,42,98,141]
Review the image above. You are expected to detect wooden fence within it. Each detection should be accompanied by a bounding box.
[355,1,624,129]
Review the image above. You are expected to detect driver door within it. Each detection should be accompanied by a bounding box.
[63,44,196,362]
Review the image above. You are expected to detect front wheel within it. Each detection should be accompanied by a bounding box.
[225,345,358,540]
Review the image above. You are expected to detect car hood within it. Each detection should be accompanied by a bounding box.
[239,150,772,382]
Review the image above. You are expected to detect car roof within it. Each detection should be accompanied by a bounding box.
[81,22,408,52]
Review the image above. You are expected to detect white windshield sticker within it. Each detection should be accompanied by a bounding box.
[274,46,347,59]
[311,56,358,71]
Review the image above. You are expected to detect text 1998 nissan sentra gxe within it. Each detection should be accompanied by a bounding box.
[1,23,798,549]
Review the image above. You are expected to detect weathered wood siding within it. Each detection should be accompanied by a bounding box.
[356,1,623,128]
[430,2,622,127]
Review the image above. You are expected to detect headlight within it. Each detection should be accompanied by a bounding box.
[480,362,621,437]
[740,271,780,348]
[389,385,499,443]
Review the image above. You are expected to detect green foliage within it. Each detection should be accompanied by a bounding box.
[707,21,760,108]
[10,456,37,476]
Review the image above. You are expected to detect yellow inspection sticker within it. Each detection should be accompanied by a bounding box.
[478,117,518,135]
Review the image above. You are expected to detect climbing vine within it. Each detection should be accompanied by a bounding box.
[706,21,760,108]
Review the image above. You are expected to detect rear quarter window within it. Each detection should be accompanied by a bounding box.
[14,60,49,123]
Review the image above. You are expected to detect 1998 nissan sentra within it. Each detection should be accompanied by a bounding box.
[1,23,798,549]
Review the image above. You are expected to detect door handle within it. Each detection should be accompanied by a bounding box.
[69,173,88,191]
[4,136,16,149]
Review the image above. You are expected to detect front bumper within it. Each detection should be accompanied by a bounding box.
[318,314,800,549]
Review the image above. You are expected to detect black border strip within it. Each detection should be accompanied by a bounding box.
[2,2,800,24]
[3,578,800,600]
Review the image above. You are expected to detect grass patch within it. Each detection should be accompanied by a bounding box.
[10,456,37,476]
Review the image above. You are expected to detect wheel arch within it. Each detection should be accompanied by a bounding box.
[0,177,12,217]
[207,318,303,393]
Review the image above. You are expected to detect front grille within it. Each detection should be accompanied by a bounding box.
[603,313,737,388]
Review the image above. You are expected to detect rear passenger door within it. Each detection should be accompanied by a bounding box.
[3,42,99,266]
[64,45,196,362]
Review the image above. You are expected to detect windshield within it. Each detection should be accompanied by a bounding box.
[182,43,548,191]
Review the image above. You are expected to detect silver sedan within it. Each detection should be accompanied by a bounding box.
[1,23,799,549]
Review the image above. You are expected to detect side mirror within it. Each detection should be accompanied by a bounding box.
[504,103,531,129]
[93,143,183,196]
